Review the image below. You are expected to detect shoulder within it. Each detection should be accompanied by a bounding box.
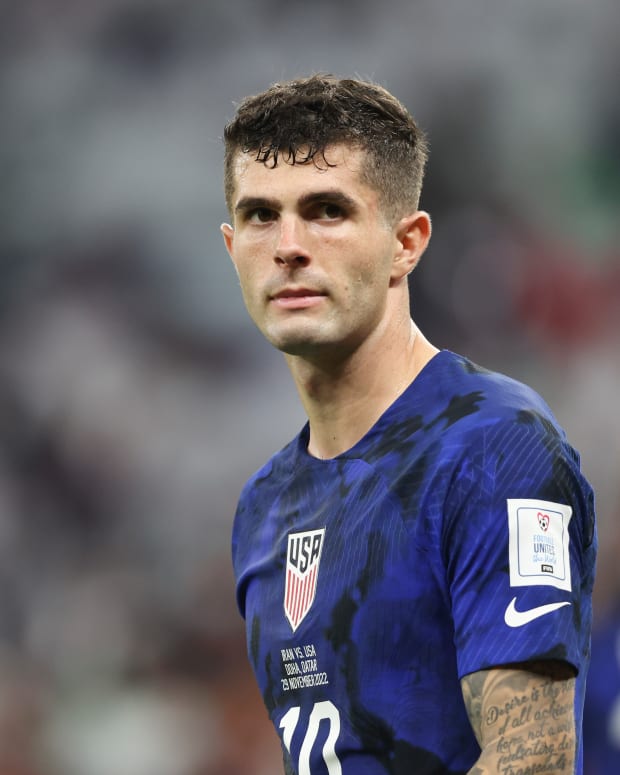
[385,351,568,465]
[434,357,595,549]
[414,353,592,524]
[436,351,558,421]
[236,430,304,507]
[434,354,580,486]
[421,353,569,457]
[365,352,572,502]
[232,431,304,576]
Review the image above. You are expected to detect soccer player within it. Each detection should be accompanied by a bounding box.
[220,74,596,774]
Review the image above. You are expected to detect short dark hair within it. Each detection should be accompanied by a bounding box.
[223,74,429,222]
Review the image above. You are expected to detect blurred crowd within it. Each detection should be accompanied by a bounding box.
[0,1,619,773]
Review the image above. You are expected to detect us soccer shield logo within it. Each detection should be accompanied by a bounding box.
[284,529,325,632]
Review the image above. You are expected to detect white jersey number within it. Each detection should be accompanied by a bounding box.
[280,700,343,775]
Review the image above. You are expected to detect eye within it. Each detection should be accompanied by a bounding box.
[248,207,276,224]
[316,202,344,220]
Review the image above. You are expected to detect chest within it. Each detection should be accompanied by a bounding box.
[238,463,453,715]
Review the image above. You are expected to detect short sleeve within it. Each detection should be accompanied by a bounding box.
[442,414,596,678]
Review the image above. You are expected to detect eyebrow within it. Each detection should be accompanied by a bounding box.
[234,189,359,215]
[297,190,358,210]
[235,196,279,214]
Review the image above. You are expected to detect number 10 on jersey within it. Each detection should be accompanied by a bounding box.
[280,700,343,774]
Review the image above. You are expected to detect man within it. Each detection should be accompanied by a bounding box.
[221,74,596,774]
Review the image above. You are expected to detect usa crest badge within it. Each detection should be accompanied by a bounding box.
[284,528,325,632]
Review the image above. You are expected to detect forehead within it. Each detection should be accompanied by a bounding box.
[230,144,372,205]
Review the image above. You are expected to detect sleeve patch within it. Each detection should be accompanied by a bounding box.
[507,499,572,591]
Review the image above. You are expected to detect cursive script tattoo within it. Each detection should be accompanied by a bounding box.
[461,660,576,775]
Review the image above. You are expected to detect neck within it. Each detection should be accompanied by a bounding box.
[285,320,439,459]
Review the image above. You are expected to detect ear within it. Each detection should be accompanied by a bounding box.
[391,211,432,282]
[220,223,238,273]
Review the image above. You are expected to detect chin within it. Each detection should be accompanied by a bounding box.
[271,338,323,357]
[262,322,329,356]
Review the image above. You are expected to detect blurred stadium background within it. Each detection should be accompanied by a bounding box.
[0,1,618,773]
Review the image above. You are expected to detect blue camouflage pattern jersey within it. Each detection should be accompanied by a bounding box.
[232,351,597,774]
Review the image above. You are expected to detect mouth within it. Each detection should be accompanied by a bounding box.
[270,287,327,310]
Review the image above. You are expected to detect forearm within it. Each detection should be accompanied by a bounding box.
[462,662,577,775]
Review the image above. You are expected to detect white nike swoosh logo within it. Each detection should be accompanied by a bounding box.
[504,597,571,628]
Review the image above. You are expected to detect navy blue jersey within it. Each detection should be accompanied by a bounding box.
[232,351,596,774]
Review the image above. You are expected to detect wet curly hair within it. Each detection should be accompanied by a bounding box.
[223,74,429,222]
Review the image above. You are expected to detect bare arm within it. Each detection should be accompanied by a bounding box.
[461,661,577,775]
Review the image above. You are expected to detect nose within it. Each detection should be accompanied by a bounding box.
[275,215,310,267]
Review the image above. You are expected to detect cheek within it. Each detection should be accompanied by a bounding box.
[234,236,270,284]
[351,249,392,291]
[233,259,261,308]
[339,267,386,322]
[239,272,262,311]
[349,250,394,315]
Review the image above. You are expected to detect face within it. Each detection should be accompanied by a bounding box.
[222,144,413,360]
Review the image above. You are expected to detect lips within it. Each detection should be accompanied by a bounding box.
[270,287,326,310]
[271,287,323,300]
